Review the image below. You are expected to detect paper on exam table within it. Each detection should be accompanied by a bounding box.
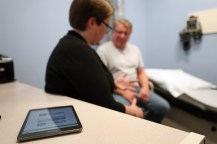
[146,69,217,98]
[184,89,217,109]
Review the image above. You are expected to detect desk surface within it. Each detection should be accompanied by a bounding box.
[0,82,205,144]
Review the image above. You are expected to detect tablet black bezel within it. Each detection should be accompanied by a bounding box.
[17,105,82,142]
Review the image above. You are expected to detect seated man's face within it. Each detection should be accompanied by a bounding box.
[112,23,130,49]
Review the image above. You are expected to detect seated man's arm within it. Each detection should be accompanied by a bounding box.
[137,67,150,102]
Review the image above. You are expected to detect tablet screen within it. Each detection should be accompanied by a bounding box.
[17,105,82,142]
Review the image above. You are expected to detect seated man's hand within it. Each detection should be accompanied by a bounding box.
[137,87,149,103]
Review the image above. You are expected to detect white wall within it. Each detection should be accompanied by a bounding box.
[146,0,217,85]
[1,0,217,88]
[0,0,72,88]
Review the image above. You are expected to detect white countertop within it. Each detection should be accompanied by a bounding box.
[0,82,205,144]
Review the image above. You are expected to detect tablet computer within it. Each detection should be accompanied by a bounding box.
[17,105,82,142]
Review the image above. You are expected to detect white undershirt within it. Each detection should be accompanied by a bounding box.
[97,41,144,81]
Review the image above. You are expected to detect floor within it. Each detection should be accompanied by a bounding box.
[162,107,217,144]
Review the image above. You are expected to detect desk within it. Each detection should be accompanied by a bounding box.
[0,82,205,144]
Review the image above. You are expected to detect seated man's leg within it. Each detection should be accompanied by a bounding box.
[113,94,131,106]
[145,91,170,123]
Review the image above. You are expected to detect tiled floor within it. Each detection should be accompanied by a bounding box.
[162,107,217,144]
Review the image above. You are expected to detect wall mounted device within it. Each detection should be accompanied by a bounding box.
[0,54,15,83]
[179,15,202,51]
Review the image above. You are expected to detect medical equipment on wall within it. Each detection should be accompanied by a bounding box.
[179,15,202,51]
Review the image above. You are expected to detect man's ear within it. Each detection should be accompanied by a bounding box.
[87,17,97,29]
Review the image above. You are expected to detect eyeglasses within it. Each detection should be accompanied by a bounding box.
[114,30,129,36]
[102,21,113,32]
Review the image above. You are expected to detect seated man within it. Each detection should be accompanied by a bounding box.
[97,18,170,123]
